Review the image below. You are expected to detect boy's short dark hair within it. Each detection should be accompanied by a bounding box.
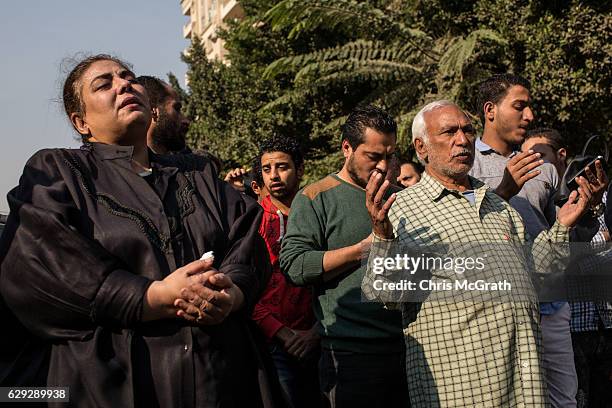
[476,74,531,125]
[257,136,304,171]
[250,155,264,186]
[399,160,424,174]
[524,128,564,151]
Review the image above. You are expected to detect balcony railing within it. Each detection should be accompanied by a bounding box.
[221,0,243,21]
[181,0,192,16]
[183,21,193,38]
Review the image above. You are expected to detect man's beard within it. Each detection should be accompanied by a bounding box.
[430,150,474,179]
[269,186,289,200]
[347,154,371,189]
[268,179,298,200]
[498,119,528,147]
[152,111,187,152]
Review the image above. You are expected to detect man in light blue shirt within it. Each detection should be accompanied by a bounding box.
[469,73,584,407]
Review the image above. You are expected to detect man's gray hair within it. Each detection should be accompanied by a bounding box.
[411,100,458,165]
[411,100,458,144]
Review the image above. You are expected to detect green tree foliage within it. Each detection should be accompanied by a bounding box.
[167,72,188,103]
[183,0,611,179]
[182,36,277,166]
[524,3,612,148]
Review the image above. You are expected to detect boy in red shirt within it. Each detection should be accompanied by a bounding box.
[252,137,323,408]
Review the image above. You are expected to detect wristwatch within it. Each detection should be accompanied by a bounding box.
[591,203,605,218]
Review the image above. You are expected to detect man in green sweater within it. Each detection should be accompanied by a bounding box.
[280,105,408,408]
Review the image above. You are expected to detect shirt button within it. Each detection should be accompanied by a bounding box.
[518,321,524,325]
[184,345,189,352]
[522,361,529,368]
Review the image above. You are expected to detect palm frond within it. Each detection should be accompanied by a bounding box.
[259,88,310,112]
[264,40,419,79]
[438,29,508,80]
[265,0,379,38]
[295,58,423,85]
[265,0,431,50]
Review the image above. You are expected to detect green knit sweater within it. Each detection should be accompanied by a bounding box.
[279,174,404,353]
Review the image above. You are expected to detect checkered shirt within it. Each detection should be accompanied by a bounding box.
[363,171,572,407]
[570,192,612,332]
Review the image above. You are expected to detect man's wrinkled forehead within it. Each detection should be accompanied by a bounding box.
[424,105,470,129]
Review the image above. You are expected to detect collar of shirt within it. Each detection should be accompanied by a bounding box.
[420,171,487,202]
[83,142,179,178]
[83,141,135,161]
[475,137,519,158]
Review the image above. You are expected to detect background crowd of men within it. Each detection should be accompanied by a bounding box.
[134,73,611,408]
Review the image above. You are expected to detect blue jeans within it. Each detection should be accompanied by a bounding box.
[269,343,325,408]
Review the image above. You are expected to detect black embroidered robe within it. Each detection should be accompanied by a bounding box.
[0,143,281,408]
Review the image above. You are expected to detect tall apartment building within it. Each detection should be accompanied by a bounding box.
[181,0,244,62]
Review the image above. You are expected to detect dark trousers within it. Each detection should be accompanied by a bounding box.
[269,343,326,408]
[572,330,612,408]
[319,349,409,408]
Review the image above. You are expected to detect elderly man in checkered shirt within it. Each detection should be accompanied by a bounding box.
[362,100,594,407]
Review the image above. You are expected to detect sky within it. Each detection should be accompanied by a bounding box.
[0,0,190,213]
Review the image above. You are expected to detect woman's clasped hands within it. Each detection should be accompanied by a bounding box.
[143,258,244,325]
